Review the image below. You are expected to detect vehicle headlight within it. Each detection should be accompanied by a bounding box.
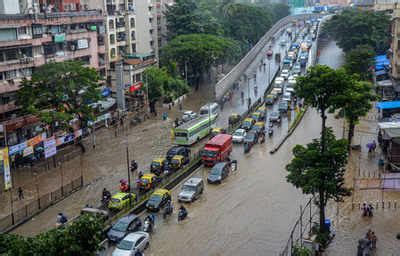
[218,176,222,179]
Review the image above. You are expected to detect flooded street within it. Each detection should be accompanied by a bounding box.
[115,39,346,256]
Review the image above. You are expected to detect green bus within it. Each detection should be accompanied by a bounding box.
[173,115,217,145]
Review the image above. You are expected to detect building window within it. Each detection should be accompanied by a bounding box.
[131,44,136,53]
[4,49,18,61]
[150,40,154,47]
[135,73,141,82]
[131,31,135,40]
[5,70,17,80]
[110,34,116,44]
[109,19,115,30]
[110,48,116,58]
[130,18,135,28]
[17,27,28,35]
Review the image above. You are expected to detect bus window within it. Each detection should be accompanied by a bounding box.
[175,131,188,138]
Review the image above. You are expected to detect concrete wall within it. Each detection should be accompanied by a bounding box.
[133,0,152,54]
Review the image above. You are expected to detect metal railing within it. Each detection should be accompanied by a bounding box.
[280,197,319,256]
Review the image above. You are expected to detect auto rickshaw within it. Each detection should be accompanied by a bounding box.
[228,113,241,127]
[150,158,166,176]
[253,121,266,134]
[241,117,255,131]
[211,127,226,137]
[250,112,264,122]
[137,173,158,192]
[168,155,185,171]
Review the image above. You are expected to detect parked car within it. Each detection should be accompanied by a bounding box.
[280,69,290,79]
[232,128,247,143]
[182,111,197,122]
[207,162,231,184]
[112,231,150,256]
[146,189,171,212]
[178,177,204,202]
[107,215,142,243]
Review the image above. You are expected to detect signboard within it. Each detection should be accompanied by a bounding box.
[55,129,82,146]
[1,148,11,190]
[126,81,143,93]
[77,39,89,49]
[27,134,42,147]
[23,146,34,157]
[9,141,27,156]
[44,137,57,159]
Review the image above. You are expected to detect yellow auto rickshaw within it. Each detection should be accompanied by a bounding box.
[137,173,158,192]
[228,113,241,127]
[256,106,266,116]
[253,121,266,134]
[168,155,185,171]
[250,112,264,122]
[241,117,255,131]
[150,158,166,176]
[211,127,226,137]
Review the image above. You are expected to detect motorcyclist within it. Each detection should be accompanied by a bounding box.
[102,188,111,203]
[130,160,138,172]
[179,205,187,216]
[119,180,129,192]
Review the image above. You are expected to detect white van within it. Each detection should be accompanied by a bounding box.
[200,102,219,116]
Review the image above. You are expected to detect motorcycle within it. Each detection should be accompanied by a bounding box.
[143,219,153,233]
[268,128,273,137]
[163,205,173,219]
[244,142,251,154]
[101,195,110,207]
[259,132,265,144]
[178,208,187,221]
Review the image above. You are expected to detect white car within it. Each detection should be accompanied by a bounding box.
[232,129,247,143]
[285,87,295,94]
[112,232,150,256]
[288,78,296,87]
[281,69,289,79]
[182,111,197,122]
[282,92,291,102]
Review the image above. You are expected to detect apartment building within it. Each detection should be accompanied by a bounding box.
[0,10,105,146]
[154,0,173,49]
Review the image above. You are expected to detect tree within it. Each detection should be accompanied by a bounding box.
[0,215,104,255]
[295,65,351,150]
[143,66,189,104]
[16,61,101,133]
[323,9,390,53]
[257,3,290,23]
[344,45,375,80]
[165,0,222,39]
[286,128,351,236]
[161,34,240,89]
[223,3,272,46]
[336,80,375,149]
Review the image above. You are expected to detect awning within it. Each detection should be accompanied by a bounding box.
[378,122,400,138]
[376,101,400,110]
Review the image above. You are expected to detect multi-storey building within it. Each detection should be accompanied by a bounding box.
[83,0,156,86]
[0,10,105,145]
[154,0,173,49]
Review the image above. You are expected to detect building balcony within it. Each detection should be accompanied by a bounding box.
[0,35,52,48]
[0,79,22,95]
[0,101,18,114]
[0,57,36,73]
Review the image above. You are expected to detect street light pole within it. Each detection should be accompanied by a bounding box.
[125,140,132,207]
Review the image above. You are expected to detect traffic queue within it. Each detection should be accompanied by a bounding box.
[73,18,320,256]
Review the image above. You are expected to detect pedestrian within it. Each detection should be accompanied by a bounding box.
[18,187,24,200]
[371,232,377,249]
[178,99,183,111]
[371,140,376,152]
[175,118,180,128]
[138,170,143,179]
[366,229,373,241]
[362,202,368,217]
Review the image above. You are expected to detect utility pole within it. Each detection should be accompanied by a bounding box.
[125,139,132,207]
[116,61,126,112]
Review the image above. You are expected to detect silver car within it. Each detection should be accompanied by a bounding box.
[112,231,150,256]
[182,110,197,122]
[178,177,204,202]
[232,129,247,143]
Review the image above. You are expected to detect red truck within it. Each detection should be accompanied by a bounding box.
[202,134,232,167]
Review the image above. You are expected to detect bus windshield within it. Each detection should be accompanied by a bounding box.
[202,150,217,158]
[175,131,187,137]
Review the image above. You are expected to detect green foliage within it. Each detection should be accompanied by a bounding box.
[344,45,375,80]
[165,0,222,39]
[323,9,390,53]
[295,65,351,121]
[293,244,312,256]
[16,61,101,131]
[161,34,240,87]
[257,3,290,23]
[286,128,351,233]
[336,80,375,146]
[0,215,104,255]
[143,67,189,102]
[223,3,272,46]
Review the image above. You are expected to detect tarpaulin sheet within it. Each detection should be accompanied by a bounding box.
[376,101,400,110]
[378,122,400,138]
